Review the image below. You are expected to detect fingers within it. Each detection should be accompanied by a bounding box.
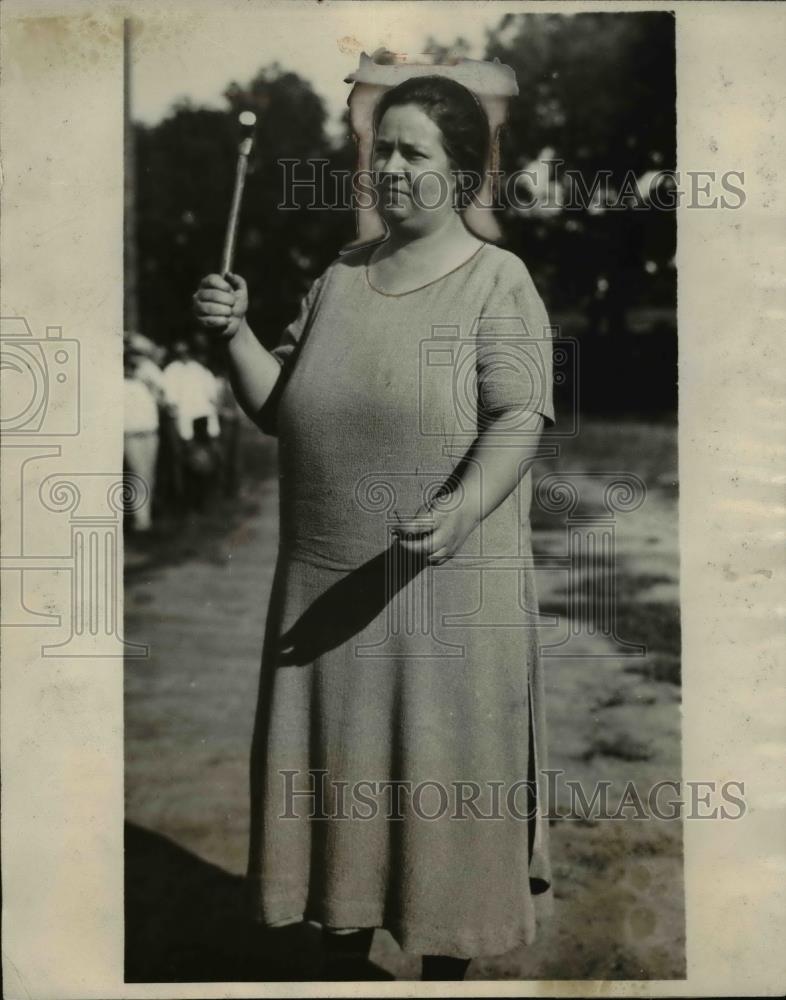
[199,273,233,292]
[393,515,434,533]
[198,315,232,329]
[391,517,432,541]
[194,274,246,333]
[393,508,463,562]
[195,300,232,318]
[196,288,235,307]
[393,528,440,556]
[395,540,435,560]
[225,272,248,293]
[393,531,452,563]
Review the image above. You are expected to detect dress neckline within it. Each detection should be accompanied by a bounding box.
[364,241,488,298]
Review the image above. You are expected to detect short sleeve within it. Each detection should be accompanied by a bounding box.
[475,255,556,429]
[257,265,331,436]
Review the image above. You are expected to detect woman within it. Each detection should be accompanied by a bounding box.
[194,75,555,981]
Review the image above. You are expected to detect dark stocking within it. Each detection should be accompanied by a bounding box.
[322,927,375,979]
[422,954,472,980]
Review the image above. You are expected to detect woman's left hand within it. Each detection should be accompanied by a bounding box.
[392,493,480,566]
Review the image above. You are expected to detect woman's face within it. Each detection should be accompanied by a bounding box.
[371,103,457,234]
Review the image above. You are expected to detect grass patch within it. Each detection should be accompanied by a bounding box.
[625,654,681,686]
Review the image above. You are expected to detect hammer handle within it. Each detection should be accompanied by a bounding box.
[220,137,253,276]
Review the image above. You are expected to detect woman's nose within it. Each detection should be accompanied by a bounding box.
[380,149,406,176]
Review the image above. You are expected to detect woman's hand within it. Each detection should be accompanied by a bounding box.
[392,491,480,566]
[192,272,248,339]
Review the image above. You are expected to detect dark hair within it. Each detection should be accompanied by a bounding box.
[371,75,490,205]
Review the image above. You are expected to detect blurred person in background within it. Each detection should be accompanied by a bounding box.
[163,338,221,442]
[164,338,222,510]
[123,345,161,533]
[124,331,166,401]
[215,358,244,498]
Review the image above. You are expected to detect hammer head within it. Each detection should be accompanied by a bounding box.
[237,111,256,156]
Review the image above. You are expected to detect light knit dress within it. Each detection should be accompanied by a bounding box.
[246,240,556,959]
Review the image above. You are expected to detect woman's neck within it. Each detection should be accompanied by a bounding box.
[368,215,484,294]
[382,213,475,259]
[374,214,481,266]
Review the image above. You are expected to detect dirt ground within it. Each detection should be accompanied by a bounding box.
[124,418,685,982]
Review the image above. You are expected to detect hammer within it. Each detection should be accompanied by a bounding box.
[220,111,256,276]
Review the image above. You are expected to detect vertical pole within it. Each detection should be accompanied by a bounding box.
[123,18,140,333]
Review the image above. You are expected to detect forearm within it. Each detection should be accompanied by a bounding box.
[223,318,283,424]
[452,410,545,526]
[395,409,545,563]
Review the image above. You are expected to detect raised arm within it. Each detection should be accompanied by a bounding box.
[192,272,282,426]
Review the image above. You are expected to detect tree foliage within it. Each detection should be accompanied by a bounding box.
[487,12,675,179]
[483,12,676,316]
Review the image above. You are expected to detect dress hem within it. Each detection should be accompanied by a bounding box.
[247,882,555,960]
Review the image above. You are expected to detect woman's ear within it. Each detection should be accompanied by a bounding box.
[446,159,460,206]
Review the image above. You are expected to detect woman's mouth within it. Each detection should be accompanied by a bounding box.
[382,186,409,200]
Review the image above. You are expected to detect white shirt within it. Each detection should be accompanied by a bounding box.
[124,376,160,434]
[163,359,220,440]
[134,357,166,403]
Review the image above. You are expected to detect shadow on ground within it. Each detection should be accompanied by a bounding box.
[125,823,316,982]
[124,824,397,983]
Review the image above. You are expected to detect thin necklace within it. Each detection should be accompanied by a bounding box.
[365,241,487,298]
